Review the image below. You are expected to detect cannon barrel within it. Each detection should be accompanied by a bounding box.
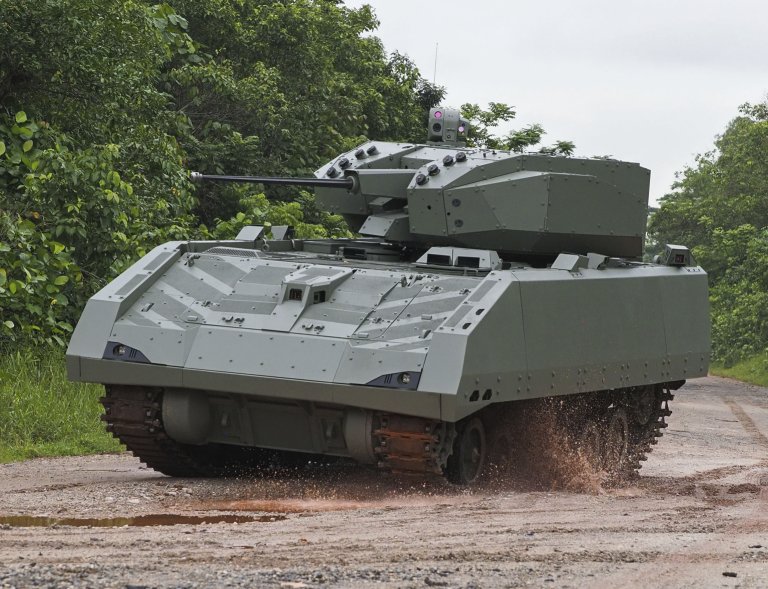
[190,171,354,190]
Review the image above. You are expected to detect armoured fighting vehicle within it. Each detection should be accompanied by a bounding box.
[66,108,710,484]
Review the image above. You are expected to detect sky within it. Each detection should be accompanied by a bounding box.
[345,0,768,204]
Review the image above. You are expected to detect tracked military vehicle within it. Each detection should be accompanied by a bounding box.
[66,108,710,484]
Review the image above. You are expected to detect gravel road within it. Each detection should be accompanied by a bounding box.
[1,376,767,588]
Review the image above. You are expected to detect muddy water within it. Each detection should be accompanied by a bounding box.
[0,513,285,527]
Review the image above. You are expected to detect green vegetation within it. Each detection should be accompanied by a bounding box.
[0,348,120,462]
[2,0,432,345]
[649,101,768,373]
[0,0,564,346]
[0,0,573,459]
[711,355,768,388]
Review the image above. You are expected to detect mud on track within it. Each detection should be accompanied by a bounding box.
[1,376,767,588]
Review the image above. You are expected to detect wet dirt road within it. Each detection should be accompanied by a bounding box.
[1,376,767,588]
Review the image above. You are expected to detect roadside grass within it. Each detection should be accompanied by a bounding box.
[0,346,121,463]
[710,353,768,388]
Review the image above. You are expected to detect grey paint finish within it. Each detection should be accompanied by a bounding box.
[69,239,709,426]
[314,142,649,258]
[429,265,709,421]
[67,134,709,461]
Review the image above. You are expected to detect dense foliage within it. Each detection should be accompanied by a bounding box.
[0,0,445,344]
[648,101,768,366]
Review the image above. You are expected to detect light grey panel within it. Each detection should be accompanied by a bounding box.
[419,274,512,397]
[333,343,426,384]
[481,174,549,233]
[359,213,411,241]
[446,172,548,239]
[184,370,335,404]
[516,268,668,394]
[184,328,346,382]
[240,265,294,284]
[408,187,449,236]
[79,358,184,387]
[161,261,230,300]
[330,273,398,307]
[659,267,711,379]
[216,299,277,315]
[109,323,188,366]
[139,290,189,319]
[67,298,121,359]
[431,274,527,420]
[546,174,645,238]
[190,256,247,288]
[356,284,424,339]
[351,169,414,197]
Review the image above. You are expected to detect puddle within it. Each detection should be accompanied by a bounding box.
[0,513,286,528]
[197,495,463,514]
[207,499,370,513]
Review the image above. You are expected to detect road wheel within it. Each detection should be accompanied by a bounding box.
[445,417,487,485]
[603,408,629,473]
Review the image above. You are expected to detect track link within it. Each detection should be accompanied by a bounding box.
[373,414,456,475]
[625,384,674,471]
[568,383,675,479]
[101,385,223,477]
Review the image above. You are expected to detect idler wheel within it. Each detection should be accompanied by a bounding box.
[445,417,487,485]
[602,407,629,472]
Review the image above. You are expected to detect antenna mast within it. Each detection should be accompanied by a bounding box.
[433,43,439,84]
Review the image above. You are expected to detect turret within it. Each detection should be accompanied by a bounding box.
[193,107,651,260]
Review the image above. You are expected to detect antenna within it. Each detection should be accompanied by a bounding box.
[433,42,439,84]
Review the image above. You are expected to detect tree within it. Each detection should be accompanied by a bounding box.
[648,100,768,366]
[162,1,444,223]
[0,1,198,342]
[0,0,445,344]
